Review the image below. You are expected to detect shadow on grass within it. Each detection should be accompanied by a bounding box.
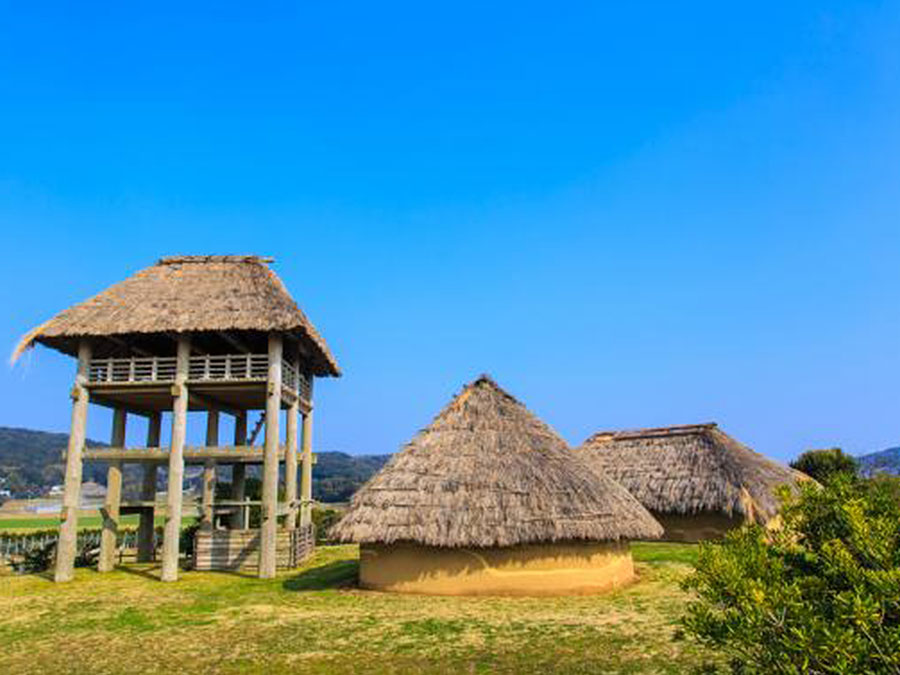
[282,559,359,591]
[117,564,162,581]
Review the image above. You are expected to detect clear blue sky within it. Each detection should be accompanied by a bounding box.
[2,2,899,462]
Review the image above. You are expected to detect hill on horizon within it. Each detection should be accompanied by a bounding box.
[0,426,391,502]
[857,446,900,477]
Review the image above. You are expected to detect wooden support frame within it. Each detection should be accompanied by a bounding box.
[201,410,219,531]
[98,408,127,572]
[54,340,92,583]
[230,412,248,529]
[300,409,313,527]
[161,334,190,582]
[137,412,161,562]
[285,398,299,529]
[259,333,282,579]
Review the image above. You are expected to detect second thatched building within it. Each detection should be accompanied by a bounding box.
[578,423,809,541]
[332,376,662,596]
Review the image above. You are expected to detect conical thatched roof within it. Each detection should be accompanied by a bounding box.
[13,255,339,376]
[332,376,662,547]
[578,423,810,523]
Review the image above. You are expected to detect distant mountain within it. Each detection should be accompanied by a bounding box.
[314,451,392,502]
[0,426,110,497]
[0,426,390,502]
[857,446,900,477]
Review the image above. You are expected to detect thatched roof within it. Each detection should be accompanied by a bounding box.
[332,376,662,547]
[13,255,339,376]
[578,423,809,523]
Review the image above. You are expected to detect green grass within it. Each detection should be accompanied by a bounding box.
[0,515,192,532]
[0,542,721,674]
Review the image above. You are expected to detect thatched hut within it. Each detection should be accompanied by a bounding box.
[13,255,339,582]
[578,423,809,542]
[332,376,662,596]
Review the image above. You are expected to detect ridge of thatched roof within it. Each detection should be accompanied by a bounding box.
[12,255,339,376]
[332,375,663,547]
[578,423,809,523]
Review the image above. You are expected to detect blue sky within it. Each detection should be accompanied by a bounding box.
[2,2,899,461]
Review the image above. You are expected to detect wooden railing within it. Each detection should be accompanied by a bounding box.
[88,354,311,399]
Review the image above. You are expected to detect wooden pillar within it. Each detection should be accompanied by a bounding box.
[299,409,313,528]
[284,399,299,530]
[259,333,282,579]
[161,335,190,582]
[137,412,161,562]
[54,340,92,583]
[98,408,127,572]
[230,412,247,529]
[201,410,219,531]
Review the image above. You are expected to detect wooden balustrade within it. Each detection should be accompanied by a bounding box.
[87,353,310,399]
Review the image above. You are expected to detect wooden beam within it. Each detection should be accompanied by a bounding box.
[230,412,248,529]
[161,334,190,582]
[54,340,92,583]
[88,395,156,417]
[299,409,313,528]
[217,332,250,353]
[137,412,161,562]
[201,411,219,531]
[106,335,153,357]
[259,333,282,579]
[98,408,127,572]
[80,445,286,462]
[285,399,299,529]
[188,390,239,417]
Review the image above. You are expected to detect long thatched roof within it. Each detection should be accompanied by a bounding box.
[13,255,339,376]
[578,423,809,523]
[332,376,662,548]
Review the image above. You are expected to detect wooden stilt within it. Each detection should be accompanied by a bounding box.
[98,408,127,572]
[54,340,92,583]
[137,412,161,562]
[300,410,313,528]
[259,333,282,579]
[161,335,190,582]
[201,410,219,531]
[230,412,247,529]
[284,399,299,530]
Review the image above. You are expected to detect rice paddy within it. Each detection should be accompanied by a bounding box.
[0,542,721,674]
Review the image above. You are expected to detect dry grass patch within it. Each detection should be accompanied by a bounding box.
[0,543,722,674]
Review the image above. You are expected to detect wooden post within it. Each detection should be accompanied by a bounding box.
[230,412,247,529]
[285,399,299,529]
[54,340,92,583]
[137,412,161,562]
[259,333,282,579]
[98,408,127,572]
[201,410,219,531]
[299,409,313,528]
[161,335,190,582]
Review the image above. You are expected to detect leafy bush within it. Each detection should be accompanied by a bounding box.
[790,447,858,484]
[681,476,900,673]
[312,507,342,544]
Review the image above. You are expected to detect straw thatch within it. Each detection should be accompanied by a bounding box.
[12,255,339,376]
[332,376,662,547]
[578,423,809,523]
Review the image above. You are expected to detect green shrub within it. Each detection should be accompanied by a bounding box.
[312,507,342,544]
[790,447,858,484]
[681,476,900,673]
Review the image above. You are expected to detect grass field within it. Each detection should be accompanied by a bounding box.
[0,542,720,674]
[0,514,196,532]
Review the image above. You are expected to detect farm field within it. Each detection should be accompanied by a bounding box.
[0,542,721,674]
[0,513,198,532]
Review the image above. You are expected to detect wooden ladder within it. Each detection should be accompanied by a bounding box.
[247,412,266,445]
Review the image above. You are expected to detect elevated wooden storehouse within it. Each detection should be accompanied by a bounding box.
[578,423,808,541]
[13,255,340,582]
[332,376,662,596]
